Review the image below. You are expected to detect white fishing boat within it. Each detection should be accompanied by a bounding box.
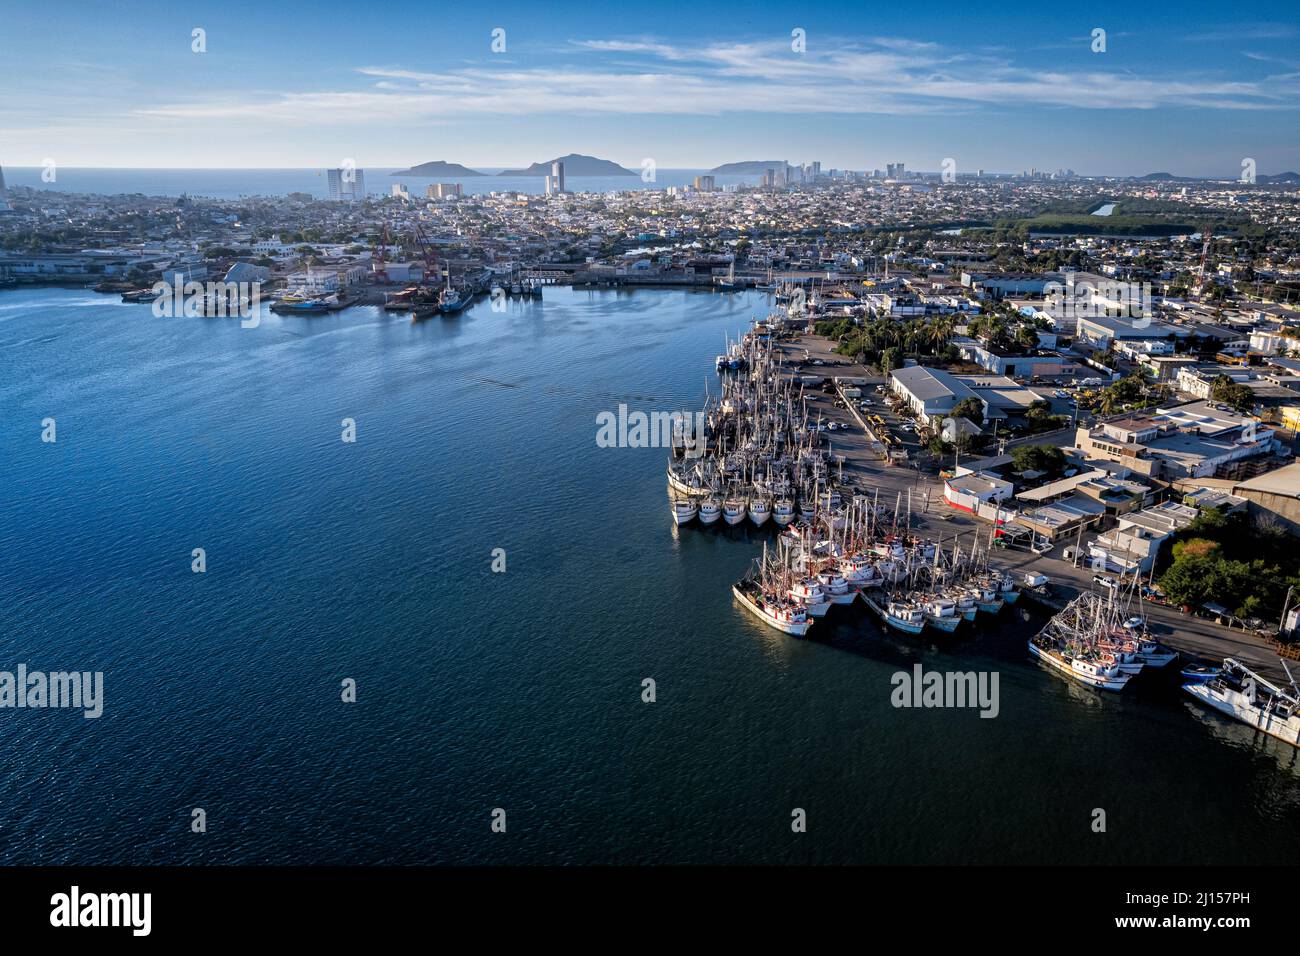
[882,599,926,635]
[1134,637,1178,668]
[1028,637,1132,691]
[789,578,832,617]
[772,499,796,527]
[922,596,961,632]
[670,498,698,526]
[816,571,856,605]
[749,496,772,527]
[723,495,748,526]
[1183,659,1300,748]
[732,582,812,637]
[953,590,978,621]
[698,496,722,525]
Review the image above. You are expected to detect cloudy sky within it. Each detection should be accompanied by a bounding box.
[2,0,1298,175]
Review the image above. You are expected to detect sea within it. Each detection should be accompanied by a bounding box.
[0,167,762,200]
[2,286,1300,864]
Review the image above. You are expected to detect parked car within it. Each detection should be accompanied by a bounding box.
[1121,616,1146,630]
[1093,574,1119,591]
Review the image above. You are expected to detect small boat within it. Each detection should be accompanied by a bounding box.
[953,591,978,621]
[749,497,772,527]
[1180,663,1222,683]
[671,498,698,526]
[698,496,722,525]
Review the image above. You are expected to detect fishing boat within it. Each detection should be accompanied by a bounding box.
[723,494,748,526]
[670,498,698,526]
[698,496,722,525]
[789,578,832,617]
[732,581,812,637]
[1134,637,1178,669]
[1183,659,1300,748]
[815,571,856,605]
[749,496,772,527]
[772,499,796,527]
[922,596,962,632]
[1029,636,1133,691]
[881,599,926,635]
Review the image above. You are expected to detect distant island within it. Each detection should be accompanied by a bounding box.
[710,160,788,174]
[390,160,487,177]
[497,153,635,176]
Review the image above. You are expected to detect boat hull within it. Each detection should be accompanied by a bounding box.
[1183,682,1300,747]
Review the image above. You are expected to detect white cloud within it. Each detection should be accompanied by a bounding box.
[132,37,1300,126]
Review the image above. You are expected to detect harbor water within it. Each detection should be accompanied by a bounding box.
[2,286,1300,864]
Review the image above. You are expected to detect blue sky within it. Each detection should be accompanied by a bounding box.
[2,0,1298,175]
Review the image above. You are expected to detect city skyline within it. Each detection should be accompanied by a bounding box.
[1,0,1298,176]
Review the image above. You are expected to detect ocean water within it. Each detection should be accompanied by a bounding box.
[0,168,762,200]
[2,286,1300,865]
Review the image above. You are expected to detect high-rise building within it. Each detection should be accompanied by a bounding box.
[886,162,905,179]
[545,175,555,196]
[551,160,565,194]
[0,164,8,212]
[427,182,462,199]
[327,167,365,201]
[693,175,716,192]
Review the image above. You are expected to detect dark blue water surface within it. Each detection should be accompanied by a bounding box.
[2,287,1300,865]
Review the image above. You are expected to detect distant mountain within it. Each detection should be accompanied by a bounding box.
[710,160,788,174]
[497,153,635,176]
[1135,170,1300,184]
[1136,172,1192,181]
[390,160,486,177]
[1259,172,1300,184]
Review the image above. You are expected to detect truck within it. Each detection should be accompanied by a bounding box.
[1023,572,1049,588]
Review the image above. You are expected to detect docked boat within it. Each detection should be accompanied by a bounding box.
[882,599,926,635]
[789,578,832,617]
[772,499,796,527]
[670,498,698,526]
[1183,659,1300,748]
[723,495,748,526]
[749,497,772,527]
[953,591,978,621]
[1134,637,1178,669]
[922,596,961,632]
[816,571,856,605]
[439,288,470,314]
[1180,663,1221,683]
[1029,635,1133,691]
[698,496,722,525]
[732,582,812,637]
